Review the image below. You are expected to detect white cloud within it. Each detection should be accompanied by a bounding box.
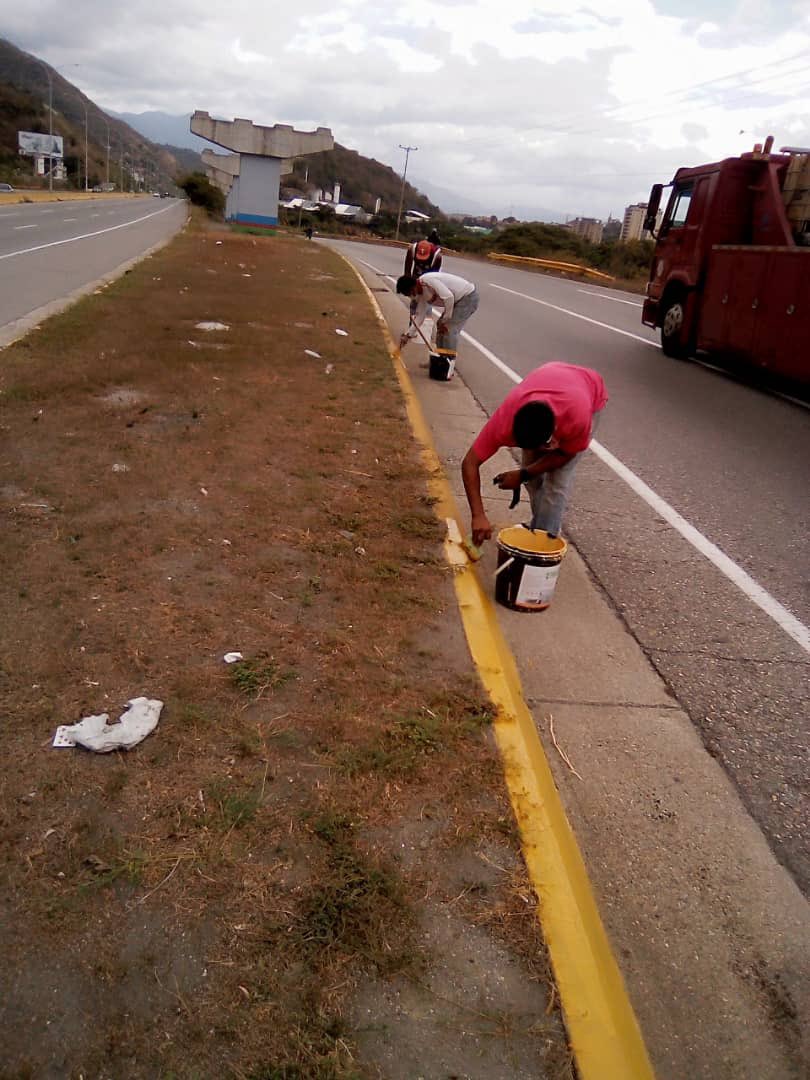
[3,0,809,218]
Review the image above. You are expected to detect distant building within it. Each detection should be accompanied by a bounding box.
[567,217,604,244]
[620,203,662,242]
[602,215,621,242]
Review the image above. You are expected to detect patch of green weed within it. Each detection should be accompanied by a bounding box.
[230,654,295,697]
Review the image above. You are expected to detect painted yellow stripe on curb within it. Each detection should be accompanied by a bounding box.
[341,252,656,1080]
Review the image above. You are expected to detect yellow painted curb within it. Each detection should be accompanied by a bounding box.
[342,252,656,1080]
[0,192,144,206]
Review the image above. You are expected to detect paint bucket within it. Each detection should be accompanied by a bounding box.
[429,348,456,381]
[495,525,568,612]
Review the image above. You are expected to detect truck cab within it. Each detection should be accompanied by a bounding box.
[641,139,810,385]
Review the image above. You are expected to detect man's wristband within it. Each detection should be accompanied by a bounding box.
[519,467,531,484]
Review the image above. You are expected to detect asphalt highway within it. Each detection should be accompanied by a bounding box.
[0,196,187,335]
[328,238,810,896]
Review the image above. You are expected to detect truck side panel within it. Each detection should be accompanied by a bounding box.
[699,247,810,382]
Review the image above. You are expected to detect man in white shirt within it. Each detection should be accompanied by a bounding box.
[396,271,480,353]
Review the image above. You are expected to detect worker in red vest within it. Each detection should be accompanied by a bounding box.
[404,229,443,279]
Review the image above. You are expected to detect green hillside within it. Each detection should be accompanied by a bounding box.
[0,36,184,190]
[285,144,440,218]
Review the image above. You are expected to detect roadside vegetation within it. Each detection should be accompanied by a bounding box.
[178,170,225,215]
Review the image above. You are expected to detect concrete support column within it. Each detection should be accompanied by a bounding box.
[191,111,333,230]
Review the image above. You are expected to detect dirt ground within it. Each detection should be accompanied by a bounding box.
[0,216,572,1078]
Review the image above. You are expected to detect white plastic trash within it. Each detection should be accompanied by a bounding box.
[53,697,163,752]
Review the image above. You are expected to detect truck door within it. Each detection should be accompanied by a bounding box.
[656,177,709,289]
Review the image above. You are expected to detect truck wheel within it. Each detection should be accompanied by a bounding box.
[661,297,690,358]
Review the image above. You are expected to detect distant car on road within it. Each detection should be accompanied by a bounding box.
[0,182,15,192]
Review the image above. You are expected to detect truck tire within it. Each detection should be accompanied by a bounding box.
[661,296,690,358]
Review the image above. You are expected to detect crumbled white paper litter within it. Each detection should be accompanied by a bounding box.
[304,349,321,358]
[195,321,230,332]
[53,697,163,753]
[223,652,244,664]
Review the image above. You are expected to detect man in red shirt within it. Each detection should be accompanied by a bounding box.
[461,362,608,546]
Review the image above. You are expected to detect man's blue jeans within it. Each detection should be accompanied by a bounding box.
[436,288,479,352]
[522,409,604,537]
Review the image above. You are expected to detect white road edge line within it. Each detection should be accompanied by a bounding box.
[490,282,658,347]
[354,255,809,654]
[14,224,37,230]
[577,289,643,308]
[0,204,177,262]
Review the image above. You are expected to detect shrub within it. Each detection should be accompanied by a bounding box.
[178,171,225,216]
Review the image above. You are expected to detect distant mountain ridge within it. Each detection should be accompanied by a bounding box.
[110,110,209,153]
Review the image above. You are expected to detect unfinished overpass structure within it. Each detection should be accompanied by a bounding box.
[191,111,333,229]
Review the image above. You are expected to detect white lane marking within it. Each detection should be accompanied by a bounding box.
[588,441,809,652]
[14,224,37,230]
[358,258,386,274]
[63,217,78,222]
[40,209,54,214]
[0,203,177,262]
[490,282,658,347]
[577,289,643,308]
[348,248,809,654]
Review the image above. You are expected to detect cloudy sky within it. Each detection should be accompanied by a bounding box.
[4,0,810,219]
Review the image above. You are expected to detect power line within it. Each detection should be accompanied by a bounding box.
[563,60,810,137]
[518,47,810,138]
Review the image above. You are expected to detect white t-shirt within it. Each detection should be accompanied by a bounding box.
[409,272,476,331]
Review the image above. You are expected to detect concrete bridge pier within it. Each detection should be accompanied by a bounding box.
[191,111,333,229]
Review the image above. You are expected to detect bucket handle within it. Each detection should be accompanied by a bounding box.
[494,556,515,577]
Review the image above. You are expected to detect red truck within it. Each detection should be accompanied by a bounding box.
[641,137,810,389]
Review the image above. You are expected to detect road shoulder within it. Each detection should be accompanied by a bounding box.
[352,254,810,1080]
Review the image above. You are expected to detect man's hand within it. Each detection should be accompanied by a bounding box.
[471,513,492,547]
[398,333,411,349]
[493,469,522,491]
[437,321,448,334]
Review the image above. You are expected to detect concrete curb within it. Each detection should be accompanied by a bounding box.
[342,253,655,1080]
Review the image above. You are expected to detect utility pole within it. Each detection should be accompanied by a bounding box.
[37,61,54,192]
[395,144,417,241]
[104,118,110,186]
[82,102,89,191]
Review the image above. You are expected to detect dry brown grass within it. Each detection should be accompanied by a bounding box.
[0,215,571,1079]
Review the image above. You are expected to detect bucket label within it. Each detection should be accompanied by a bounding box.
[516,563,560,606]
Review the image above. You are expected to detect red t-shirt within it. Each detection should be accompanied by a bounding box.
[472,362,608,463]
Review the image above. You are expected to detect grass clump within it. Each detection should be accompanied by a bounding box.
[296,845,413,975]
[207,782,260,830]
[230,654,296,697]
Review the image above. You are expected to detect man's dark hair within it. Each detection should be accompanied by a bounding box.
[396,274,417,295]
[512,401,555,449]
[427,229,441,244]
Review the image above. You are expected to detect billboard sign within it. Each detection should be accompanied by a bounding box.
[18,131,64,158]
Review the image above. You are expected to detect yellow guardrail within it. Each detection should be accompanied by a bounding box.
[488,251,615,282]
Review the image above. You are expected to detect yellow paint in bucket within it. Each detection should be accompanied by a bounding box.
[495,526,567,611]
